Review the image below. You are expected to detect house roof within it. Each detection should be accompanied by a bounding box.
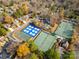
[0,18,4,22]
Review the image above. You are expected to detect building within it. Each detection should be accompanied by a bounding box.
[0,7,4,14]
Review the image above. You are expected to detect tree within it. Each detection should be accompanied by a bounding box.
[0,22,4,28]
[13,8,23,18]
[28,40,44,59]
[0,28,7,36]
[17,43,30,57]
[8,0,13,6]
[45,46,60,59]
[21,3,29,15]
[62,51,75,59]
[76,16,79,20]
[4,16,14,24]
[29,0,53,17]
[18,9,23,16]
[50,4,57,12]
[0,22,7,36]
[13,11,20,18]
[2,12,8,17]
[59,7,65,19]
[29,40,38,52]
[30,53,39,59]
[36,51,44,59]
[68,51,75,59]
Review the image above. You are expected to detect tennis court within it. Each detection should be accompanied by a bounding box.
[13,23,41,41]
[16,31,31,41]
[34,32,57,51]
[55,21,74,38]
[34,32,48,47]
[22,24,41,37]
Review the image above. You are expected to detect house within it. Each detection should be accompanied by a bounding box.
[0,18,4,22]
[5,7,14,15]
[0,7,4,14]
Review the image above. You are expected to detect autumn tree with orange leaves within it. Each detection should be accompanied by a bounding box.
[17,43,30,58]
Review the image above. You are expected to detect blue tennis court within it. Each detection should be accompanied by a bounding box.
[22,24,41,37]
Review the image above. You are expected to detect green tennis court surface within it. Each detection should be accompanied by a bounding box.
[34,32,56,52]
[16,31,31,41]
[55,21,74,38]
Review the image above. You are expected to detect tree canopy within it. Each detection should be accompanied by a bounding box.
[29,40,38,52]
[17,43,30,57]
[0,22,7,36]
[0,28,7,36]
[30,53,39,59]
[4,16,14,24]
[45,46,60,59]
[62,51,75,59]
